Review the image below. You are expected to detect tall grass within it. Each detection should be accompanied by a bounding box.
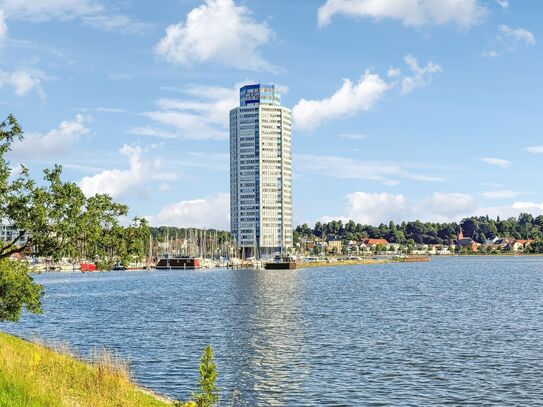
[0,332,172,407]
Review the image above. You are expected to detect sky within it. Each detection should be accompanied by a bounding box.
[1,0,542,230]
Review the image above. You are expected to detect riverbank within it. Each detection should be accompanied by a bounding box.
[0,332,172,407]
[297,258,393,269]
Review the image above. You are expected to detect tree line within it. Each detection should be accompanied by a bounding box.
[295,214,543,247]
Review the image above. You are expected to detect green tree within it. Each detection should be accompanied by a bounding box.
[194,345,220,407]
[0,115,140,265]
[0,259,43,322]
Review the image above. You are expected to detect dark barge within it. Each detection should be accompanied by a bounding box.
[155,257,201,269]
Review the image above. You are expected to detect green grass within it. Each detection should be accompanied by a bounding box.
[0,332,173,407]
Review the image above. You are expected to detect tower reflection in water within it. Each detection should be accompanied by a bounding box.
[219,268,309,406]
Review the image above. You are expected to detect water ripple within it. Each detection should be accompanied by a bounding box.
[3,257,543,405]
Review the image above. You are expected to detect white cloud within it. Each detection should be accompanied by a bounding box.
[481,157,512,168]
[340,133,368,140]
[0,9,7,44]
[142,82,267,140]
[526,146,543,154]
[9,114,89,160]
[480,190,520,199]
[0,0,101,21]
[79,144,176,199]
[293,55,441,130]
[82,14,149,35]
[146,193,230,229]
[317,0,485,28]
[496,0,509,10]
[295,153,444,185]
[484,25,536,57]
[324,190,542,226]
[400,54,442,94]
[155,0,276,72]
[76,107,127,113]
[0,67,52,97]
[127,127,177,139]
[512,201,543,211]
[0,0,147,34]
[421,192,477,220]
[293,71,389,130]
[345,192,408,225]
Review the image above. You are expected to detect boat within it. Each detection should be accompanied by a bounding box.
[264,254,298,270]
[155,257,201,270]
[265,261,297,270]
[80,263,97,272]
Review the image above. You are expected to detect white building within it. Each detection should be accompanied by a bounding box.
[0,223,28,247]
[230,84,292,257]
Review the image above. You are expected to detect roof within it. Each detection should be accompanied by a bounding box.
[363,238,389,245]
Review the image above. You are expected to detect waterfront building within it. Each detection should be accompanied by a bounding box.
[230,84,292,257]
[0,223,28,246]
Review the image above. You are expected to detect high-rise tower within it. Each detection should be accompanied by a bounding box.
[230,84,292,257]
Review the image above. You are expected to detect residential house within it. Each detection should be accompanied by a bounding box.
[326,239,343,253]
[509,239,535,252]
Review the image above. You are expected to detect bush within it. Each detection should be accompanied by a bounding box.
[0,259,43,322]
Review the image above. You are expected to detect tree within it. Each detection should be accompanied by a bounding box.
[1,115,132,262]
[0,259,43,322]
[194,345,220,407]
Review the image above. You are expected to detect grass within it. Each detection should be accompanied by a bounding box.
[297,258,392,269]
[0,332,173,407]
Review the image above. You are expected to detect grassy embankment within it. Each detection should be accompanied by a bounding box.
[297,258,393,269]
[0,332,173,407]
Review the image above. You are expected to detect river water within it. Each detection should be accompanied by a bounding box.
[3,257,543,405]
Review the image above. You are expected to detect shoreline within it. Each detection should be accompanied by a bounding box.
[0,332,173,406]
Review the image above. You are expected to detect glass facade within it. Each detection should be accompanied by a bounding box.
[230,84,292,256]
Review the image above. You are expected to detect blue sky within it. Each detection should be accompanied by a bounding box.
[1,0,542,229]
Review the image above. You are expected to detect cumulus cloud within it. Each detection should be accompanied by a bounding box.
[481,157,512,168]
[345,192,408,225]
[79,144,176,199]
[155,0,276,72]
[317,0,485,28]
[293,55,441,130]
[0,0,147,34]
[323,190,541,226]
[146,193,230,229]
[483,25,536,57]
[421,192,477,220]
[9,114,89,160]
[293,72,389,130]
[295,153,444,185]
[0,9,7,44]
[526,146,543,154]
[512,201,543,211]
[0,67,52,97]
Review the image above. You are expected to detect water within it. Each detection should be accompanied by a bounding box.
[3,257,543,405]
